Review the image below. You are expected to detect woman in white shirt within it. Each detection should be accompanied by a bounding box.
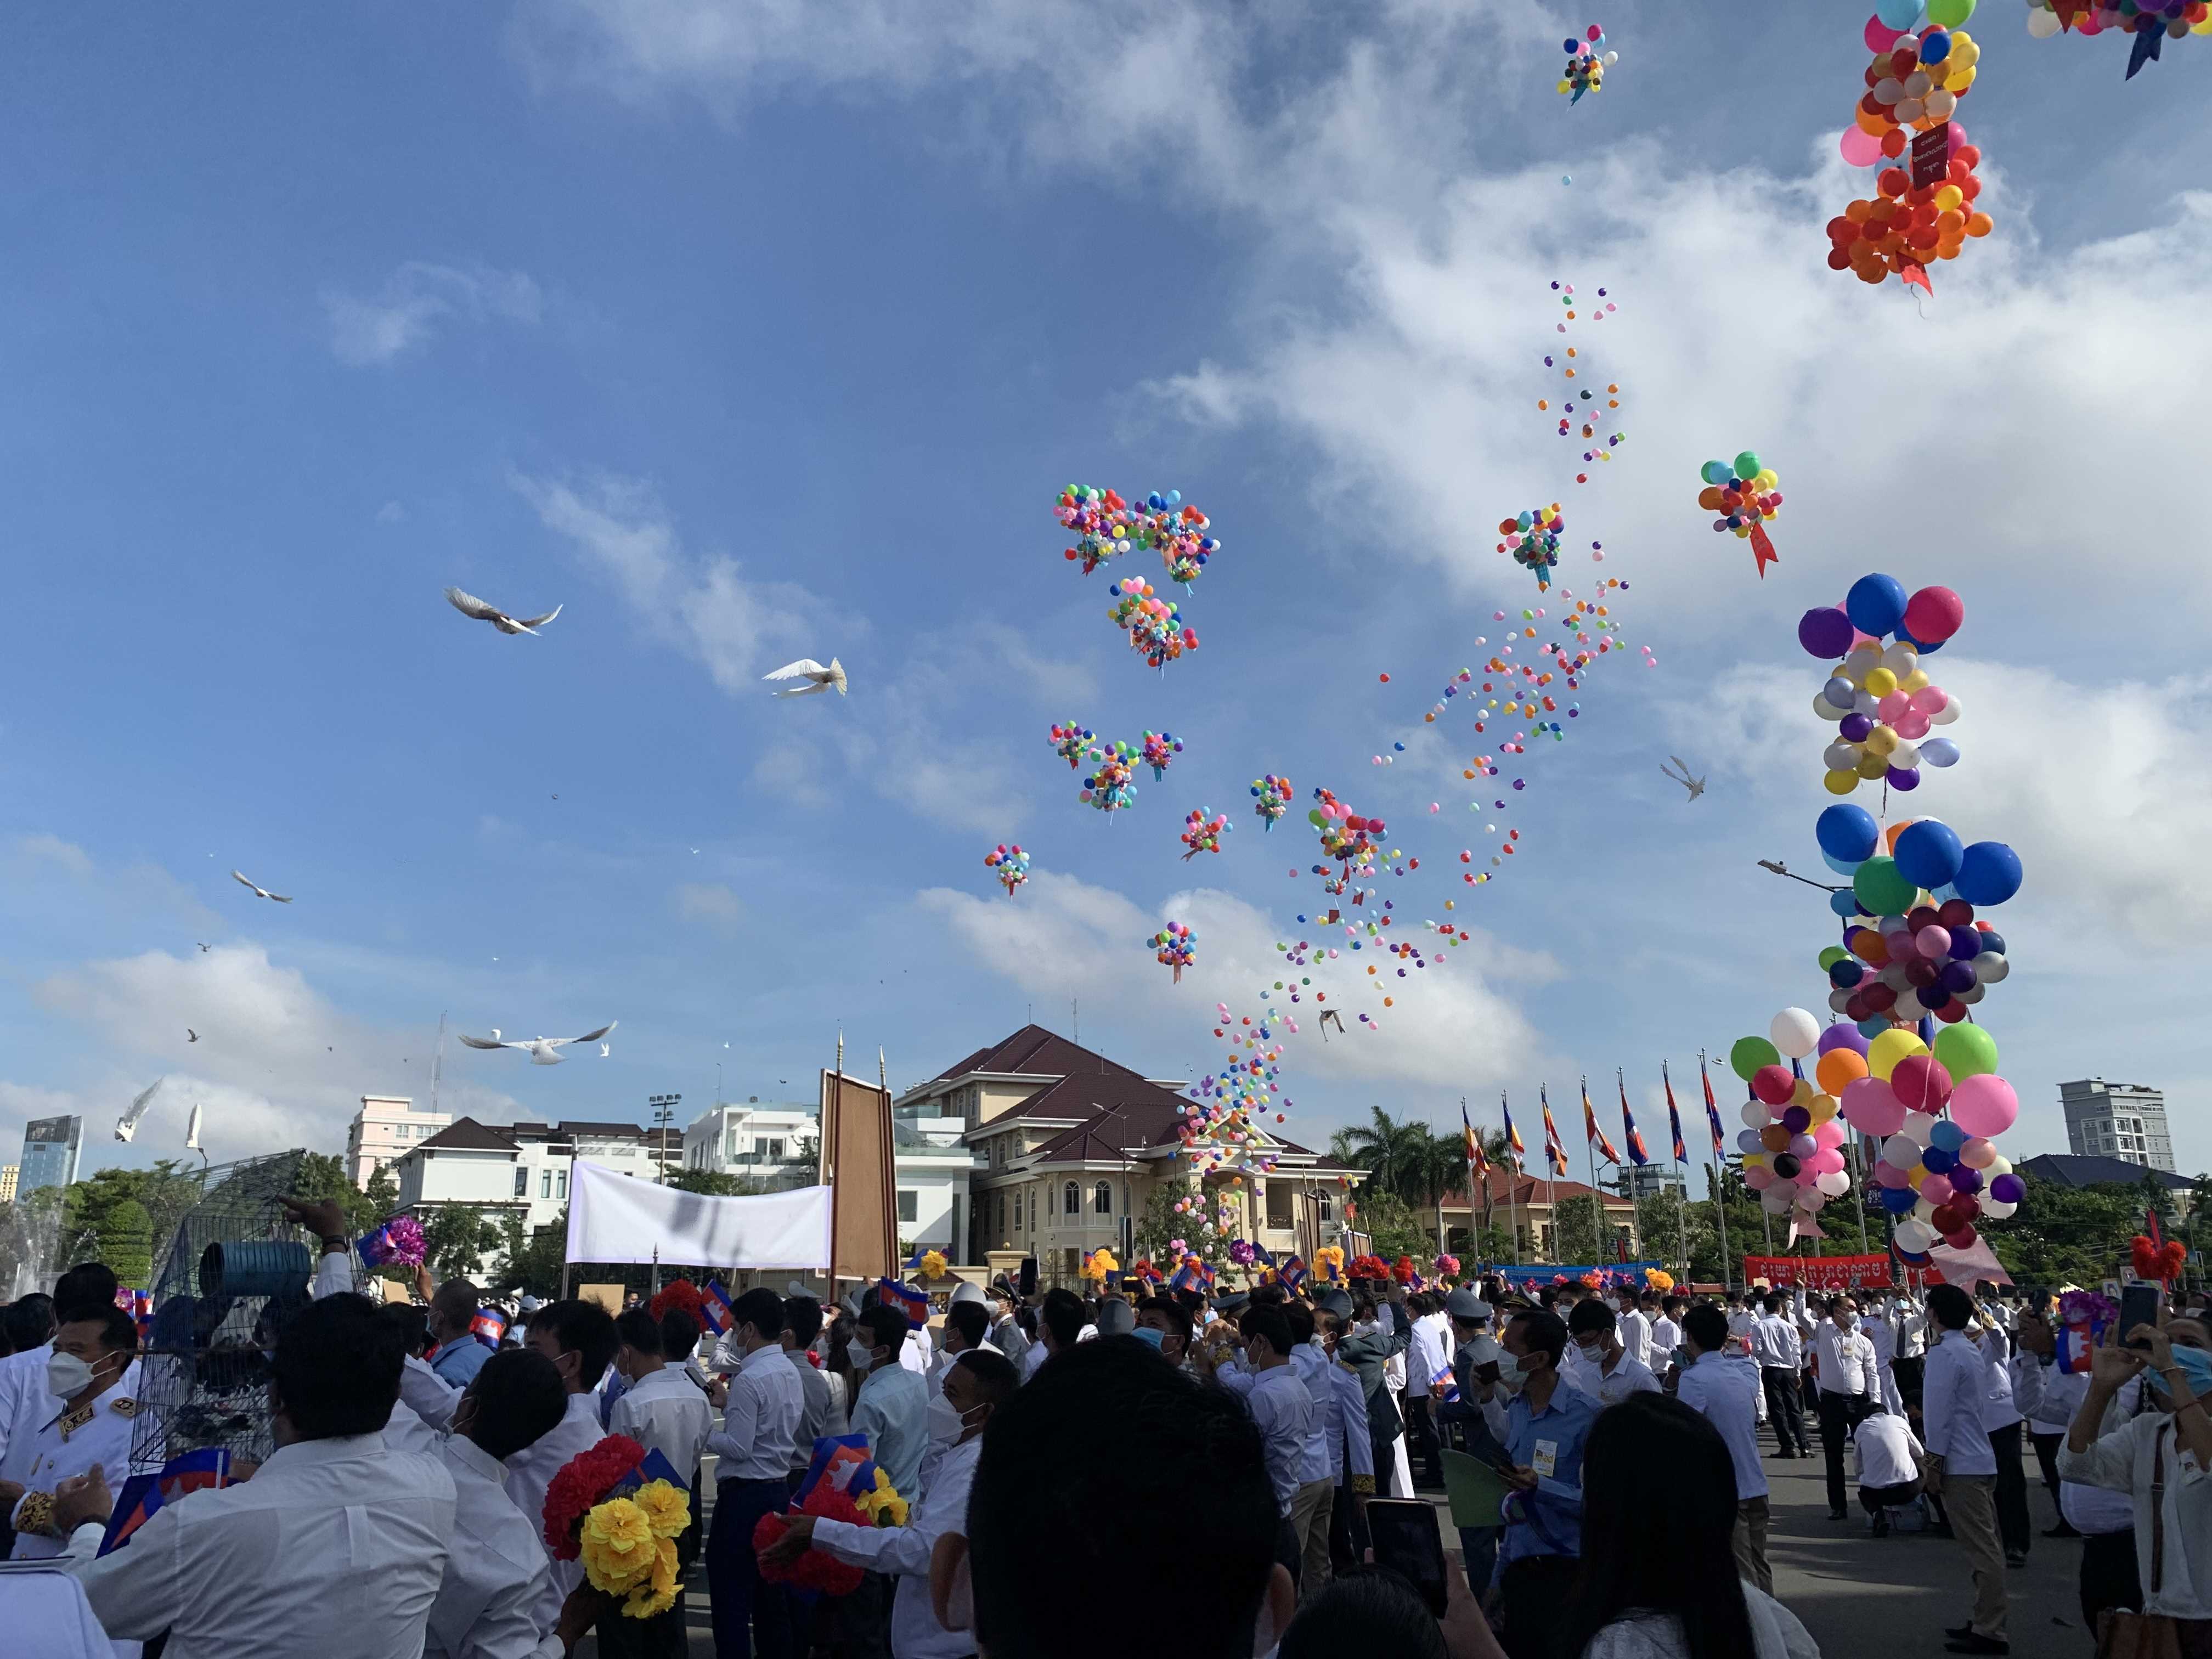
[2059,1316,2212,1628]
[1559,1392,1820,1659]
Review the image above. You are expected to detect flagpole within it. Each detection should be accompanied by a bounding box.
[1582,1074,1601,1268]
[1504,1092,1521,1268]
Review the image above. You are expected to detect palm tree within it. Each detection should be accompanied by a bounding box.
[1331,1108,1434,1211]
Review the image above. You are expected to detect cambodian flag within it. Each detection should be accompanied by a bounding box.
[470,1308,507,1348]
[701,1279,733,1336]
[1664,1062,1688,1165]
[1618,1074,1649,1169]
[99,1448,232,1557]
[1701,1057,1726,1154]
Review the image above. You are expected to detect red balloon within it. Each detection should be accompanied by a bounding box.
[1902,586,1963,644]
[1889,1055,1953,1113]
[1930,1201,1963,1234]
[1752,1065,1797,1106]
[1938,898,1976,927]
[1934,1001,1970,1024]
[1863,983,1898,1013]
[1943,1224,1979,1250]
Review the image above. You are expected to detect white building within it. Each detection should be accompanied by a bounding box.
[680,1100,820,1189]
[391,1117,681,1235]
[345,1095,452,1189]
[2061,1078,2175,1173]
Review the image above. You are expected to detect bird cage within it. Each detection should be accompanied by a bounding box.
[130,1149,315,1475]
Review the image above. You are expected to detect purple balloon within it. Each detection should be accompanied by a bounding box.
[1799,606,1857,659]
[1781,1105,1812,1133]
[1839,713,1874,742]
[1817,1022,1871,1057]
[1988,1172,2024,1204]
[1939,960,1976,994]
[1947,926,1981,959]
[1887,766,1920,792]
[1949,1165,1984,1196]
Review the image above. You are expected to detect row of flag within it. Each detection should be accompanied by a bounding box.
[1458,1058,1738,1193]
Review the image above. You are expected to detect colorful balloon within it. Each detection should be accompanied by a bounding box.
[1694,453,1783,576]
[983,843,1031,895]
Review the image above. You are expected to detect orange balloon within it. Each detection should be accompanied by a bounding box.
[1885,819,1913,852]
[1815,1049,1869,1095]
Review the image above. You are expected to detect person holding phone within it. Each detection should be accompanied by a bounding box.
[1492,1308,1596,1659]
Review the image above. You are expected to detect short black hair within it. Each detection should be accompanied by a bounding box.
[432,1277,482,1327]
[1138,1296,1192,1342]
[952,1345,1019,1407]
[1761,1292,1784,1314]
[273,1294,401,1439]
[1661,1296,1684,1316]
[59,1305,138,1356]
[463,1347,568,1462]
[946,1302,989,1349]
[1567,1299,1616,1338]
[1241,1305,1294,1358]
[1282,1301,1316,1345]
[660,1306,701,1358]
[3,1294,57,1355]
[377,1303,431,1358]
[859,1303,910,1353]
[784,1295,824,1347]
[732,1288,786,1341]
[531,1299,620,1389]
[1681,1304,1729,1353]
[614,1308,664,1358]
[1926,1283,1976,1330]
[969,1339,1274,1659]
[1039,1288,1085,1348]
[53,1262,119,1323]
[1508,1308,1568,1367]
[1280,1567,1446,1659]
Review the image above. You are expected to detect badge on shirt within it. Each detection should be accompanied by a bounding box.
[1532,1439,1558,1480]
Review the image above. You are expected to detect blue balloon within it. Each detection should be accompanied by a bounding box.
[1856,1016,1889,1039]
[1917,1015,1936,1048]
[1921,738,1961,768]
[1894,819,1964,890]
[1829,960,1864,989]
[1701,460,1729,486]
[1846,572,1908,636]
[1920,1146,1956,1176]
[1928,1119,1969,1153]
[1920,27,1950,64]
[1815,802,1880,862]
[1881,1186,1919,1215]
[1821,850,1863,878]
[1877,0,1923,26]
[1829,890,1860,918]
[1955,842,2023,906]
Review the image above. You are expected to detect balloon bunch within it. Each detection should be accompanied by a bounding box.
[1055,485,1133,574]
[2026,1,2212,80]
[1141,730,1183,781]
[1048,720,1096,769]
[1180,808,1233,861]
[1497,504,1566,589]
[1306,788,1386,894]
[1814,803,2019,1032]
[1731,1009,1855,1229]
[1250,774,1294,831]
[1695,452,1783,577]
[1829,117,1989,287]
[1151,920,1197,982]
[1107,576,1199,670]
[1849,16,1982,159]
[1850,1022,2023,1256]
[983,843,1031,895]
[1140,491,1221,589]
[1801,574,1966,795]
[1081,740,1139,814]
[1557,24,1617,101]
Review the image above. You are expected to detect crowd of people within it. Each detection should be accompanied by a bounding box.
[2,1208,2209,1659]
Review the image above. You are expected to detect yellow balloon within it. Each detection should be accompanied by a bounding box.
[1867,1027,1928,1083]
[1743,1154,1768,1169]
[1935,185,1963,212]
[1823,769,1859,795]
[1900,669,1931,692]
[1856,750,1889,780]
[1864,725,1899,758]
[1808,1093,1839,1126]
[1864,666,1899,697]
[1792,1078,1815,1108]
[1909,1164,1929,1187]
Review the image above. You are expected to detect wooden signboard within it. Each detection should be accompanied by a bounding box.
[821,1065,896,1288]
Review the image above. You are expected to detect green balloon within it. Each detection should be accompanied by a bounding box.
[1730,1035,1781,1082]
[1818,946,1848,970]
[1733,450,1760,480]
[1853,856,1919,918]
[1927,0,1975,25]
[1934,1023,2000,1080]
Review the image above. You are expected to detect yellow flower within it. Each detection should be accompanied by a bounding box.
[579,1498,659,1594]
[622,1538,681,1619]
[631,1479,691,1541]
[856,1468,909,1528]
[918,1250,947,1279]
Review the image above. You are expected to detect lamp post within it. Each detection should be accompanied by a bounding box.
[648,1093,682,1183]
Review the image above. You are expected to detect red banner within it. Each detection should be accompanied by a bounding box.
[1743,1253,1907,1290]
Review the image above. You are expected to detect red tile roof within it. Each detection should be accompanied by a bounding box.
[1442,1169,1635,1209]
[413,1117,521,1153]
[927,1024,1147,1086]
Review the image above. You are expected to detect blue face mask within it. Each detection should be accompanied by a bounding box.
[2151,1344,2212,1400]
[1131,1325,1166,1351]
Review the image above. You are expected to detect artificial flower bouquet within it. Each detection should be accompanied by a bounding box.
[544,1435,692,1618]
[752,1435,909,1596]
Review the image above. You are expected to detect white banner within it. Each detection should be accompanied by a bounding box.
[565,1160,832,1269]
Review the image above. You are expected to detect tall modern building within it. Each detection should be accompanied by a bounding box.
[2061,1079,2174,1173]
[19,1116,84,1195]
[0,1165,16,1203]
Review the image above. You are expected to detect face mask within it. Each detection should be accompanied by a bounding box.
[47,1351,97,1400]
[1574,1338,1602,1362]
[847,1340,877,1370]
[1494,1351,1527,1393]
[927,1394,978,1444]
[1839,1314,1859,1330]
[1131,1325,1166,1351]
[2151,1345,2212,1401]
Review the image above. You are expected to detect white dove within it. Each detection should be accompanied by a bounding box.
[458,1020,617,1065]
[600,1042,611,1058]
[444,586,563,636]
[115,1077,165,1144]
[763,658,847,697]
[1660,755,1707,802]
[232,870,294,902]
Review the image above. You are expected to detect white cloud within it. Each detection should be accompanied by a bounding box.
[6,834,222,934]
[323,261,544,366]
[918,867,1560,1102]
[674,882,747,935]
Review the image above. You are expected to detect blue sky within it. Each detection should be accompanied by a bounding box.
[4,2,2210,1194]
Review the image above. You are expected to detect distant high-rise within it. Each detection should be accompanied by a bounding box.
[0,1165,16,1203]
[19,1116,83,1195]
[2061,1079,2174,1173]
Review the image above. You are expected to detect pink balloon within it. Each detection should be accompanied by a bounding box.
[1864,12,1905,50]
[1890,1056,1953,1114]
[1877,691,1911,723]
[1813,1120,1846,1150]
[1909,686,1950,716]
[1892,709,1932,740]
[1918,1172,1955,1206]
[1874,1161,1910,1189]
[1743,1165,1775,1190]
[1841,1075,1907,1137]
[1752,1064,1796,1106]
[1839,125,1884,168]
[1916,924,1951,958]
[1809,1149,1847,1175]
[1950,1074,2019,1138]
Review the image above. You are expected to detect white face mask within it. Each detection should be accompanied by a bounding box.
[927,1394,979,1445]
[49,1350,111,1400]
[847,1340,877,1371]
[1839,1313,1859,1330]
[1494,1351,1527,1393]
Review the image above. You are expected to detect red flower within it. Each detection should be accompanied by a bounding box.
[544,1435,646,1560]
[1391,1255,1416,1284]
[649,1279,705,1322]
[752,1479,875,1595]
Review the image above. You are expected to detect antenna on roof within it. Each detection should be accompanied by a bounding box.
[1073,998,1079,1046]
[430,1011,447,1118]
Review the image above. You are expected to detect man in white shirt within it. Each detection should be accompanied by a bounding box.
[57,1293,459,1658]
[1674,1304,1771,1593]
[1225,1304,1314,1587]
[770,1295,842,1486]
[1023,1289,1086,1384]
[1614,1289,1654,1369]
[1564,1299,1662,1406]
[843,1302,932,1658]
[1979,1317,2034,1568]
[509,1299,619,1642]
[1852,1407,1926,1537]
[1750,1293,1810,1457]
[3,1307,137,1559]
[1863,1289,1905,1417]
[606,1310,712,1659]
[929,1301,990,1398]
[1923,1283,2007,1654]
[0,1269,128,1502]
[2015,1308,2087,1538]
[1811,1294,1879,1520]
[1403,1293,1451,1488]
[766,1349,1015,1659]
[706,1286,805,1659]
[1647,1296,1683,1369]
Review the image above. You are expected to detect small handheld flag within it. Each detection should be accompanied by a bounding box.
[701,1279,734,1336]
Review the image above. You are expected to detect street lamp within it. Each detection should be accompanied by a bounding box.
[648,1093,682,1183]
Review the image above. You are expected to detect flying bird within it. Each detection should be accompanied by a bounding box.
[600,1042,611,1058]
[115,1077,165,1144]
[187,1029,198,1043]
[458,1020,618,1065]
[444,586,563,637]
[196,943,211,953]
[763,658,847,697]
[231,870,294,902]
[1659,756,1706,802]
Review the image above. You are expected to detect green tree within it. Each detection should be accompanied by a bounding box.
[1983,1173,2145,1286]
[1349,1188,1432,1263]
[666,1169,749,1198]
[421,1204,510,1280]
[61,1162,204,1283]
[1553,1193,1609,1265]
[96,1198,154,1289]
[1634,1186,1713,1283]
[1133,1177,1233,1270]
[495,1211,569,1297]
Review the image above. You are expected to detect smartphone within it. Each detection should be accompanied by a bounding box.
[1365,1498,1450,1617]
[1018,1257,1038,1298]
[2120,1283,2163,1351]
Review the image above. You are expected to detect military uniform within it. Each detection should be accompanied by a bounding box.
[8,1387,136,1560]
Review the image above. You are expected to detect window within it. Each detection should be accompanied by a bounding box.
[514,1168,528,1198]
[556,1170,567,1200]
[540,1170,552,1199]
[1063,1181,1080,1217]
[1013,1191,1023,1230]
[1266,1184,1294,1229]
[899,1189,918,1223]
[757,1137,785,1160]
[995,1192,1007,1236]
[1093,1181,1112,1216]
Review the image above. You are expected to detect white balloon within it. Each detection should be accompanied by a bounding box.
[1980,1198,2018,1219]
[1955,980,1985,1005]
[1873,75,1905,104]
[1903,70,1932,98]
[1740,1101,1769,1130]
[1976,952,2009,985]
[1824,741,1860,771]
[1601,49,1617,64]
[1762,1188,1794,1215]
[1770,1007,1822,1059]
[1987,1155,2012,1178]
[1816,1170,1852,1197]
[1902,1111,1938,1145]
[1889,741,1921,769]
[1829,988,1855,1014]
[1846,644,1881,679]
[1924,87,1956,121]
[2027,8,2061,38]
[1854,690,1882,716]
[1893,989,1926,1021]
[1894,97,1926,122]
[1894,1220,1935,1251]
[1813,696,1848,722]
[1882,1135,1918,1169]
[1931,696,1961,726]
[1880,644,1918,678]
